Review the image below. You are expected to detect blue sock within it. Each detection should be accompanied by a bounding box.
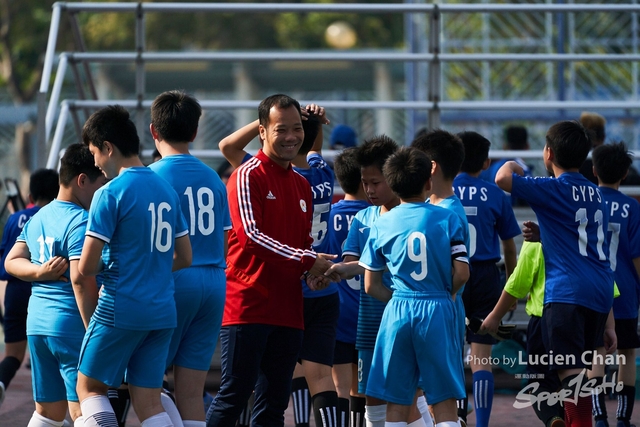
[473,370,494,427]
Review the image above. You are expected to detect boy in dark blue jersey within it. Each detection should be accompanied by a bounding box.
[453,131,521,427]
[327,147,370,427]
[0,168,58,408]
[590,142,640,427]
[496,120,616,427]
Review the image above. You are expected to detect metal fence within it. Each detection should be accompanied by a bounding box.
[29,1,640,183]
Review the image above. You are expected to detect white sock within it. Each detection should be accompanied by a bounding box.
[81,395,118,427]
[365,404,387,427]
[183,421,206,427]
[141,412,174,427]
[385,422,407,427]
[416,395,434,427]
[160,392,184,426]
[435,422,460,427]
[73,416,84,427]
[407,418,427,427]
[27,411,65,427]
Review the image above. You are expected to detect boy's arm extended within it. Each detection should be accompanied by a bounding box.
[480,290,518,335]
[324,255,364,280]
[495,160,525,193]
[219,119,259,168]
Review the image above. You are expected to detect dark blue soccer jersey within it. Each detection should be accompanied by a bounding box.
[511,172,614,313]
[327,198,370,343]
[453,173,521,262]
[600,187,640,319]
[295,153,336,298]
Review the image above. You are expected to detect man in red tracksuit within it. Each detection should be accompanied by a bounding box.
[207,93,336,427]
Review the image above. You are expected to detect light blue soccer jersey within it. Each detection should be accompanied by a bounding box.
[295,153,337,298]
[17,200,88,339]
[328,198,371,344]
[599,187,640,319]
[453,173,520,262]
[511,172,614,313]
[343,205,392,350]
[86,167,189,330]
[149,154,231,268]
[359,203,468,293]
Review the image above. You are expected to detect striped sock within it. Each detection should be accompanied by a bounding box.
[292,377,311,427]
[473,370,494,427]
[81,395,119,427]
[313,391,339,427]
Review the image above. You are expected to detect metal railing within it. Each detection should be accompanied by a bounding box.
[38,2,640,196]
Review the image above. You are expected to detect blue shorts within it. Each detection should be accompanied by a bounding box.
[463,261,501,345]
[3,280,31,343]
[357,349,373,395]
[167,266,226,371]
[541,303,608,371]
[78,319,173,388]
[367,292,466,406]
[29,334,82,403]
[299,292,340,366]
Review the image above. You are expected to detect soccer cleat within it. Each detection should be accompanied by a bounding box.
[595,420,609,427]
[616,421,634,427]
[458,417,467,427]
[0,381,5,409]
[547,416,565,427]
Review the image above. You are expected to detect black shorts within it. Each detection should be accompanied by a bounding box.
[541,303,608,371]
[614,317,640,350]
[463,261,502,345]
[299,292,340,366]
[3,280,31,343]
[526,316,561,390]
[333,340,357,365]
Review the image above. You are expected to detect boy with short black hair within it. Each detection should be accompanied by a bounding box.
[495,120,615,427]
[411,129,470,427]
[79,105,192,427]
[4,144,105,427]
[359,146,469,427]
[149,90,232,427]
[324,135,401,427]
[453,131,521,427]
[591,142,640,427]
[327,147,370,427]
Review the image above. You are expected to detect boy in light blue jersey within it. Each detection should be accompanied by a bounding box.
[149,90,232,427]
[324,135,401,427]
[4,144,105,427]
[590,142,640,427]
[78,105,192,427]
[453,131,521,427]
[411,129,470,427]
[0,168,58,407]
[327,147,370,427]
[496,120,615,427]
[359,146,469,427]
